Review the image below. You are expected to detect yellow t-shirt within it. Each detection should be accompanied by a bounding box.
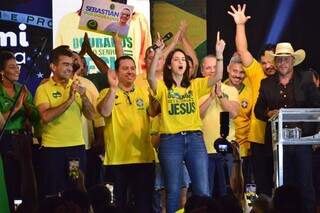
[34,78,84,147]
[243,59,267,144]
[200,83,239,154]
[154,78,211,134]
[73,74,105,149]
[55,12,151,75]
[229,78,253,157]
[98,87,154,165]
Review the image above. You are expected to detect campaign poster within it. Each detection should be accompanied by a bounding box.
[53,0,151,75]
[79,0,134,37]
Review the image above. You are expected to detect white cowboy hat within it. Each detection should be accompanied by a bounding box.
[265,42,305,66]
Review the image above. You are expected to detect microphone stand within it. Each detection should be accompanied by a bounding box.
[0,37,48,142]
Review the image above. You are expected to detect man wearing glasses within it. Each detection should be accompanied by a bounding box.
[104,7,131,36]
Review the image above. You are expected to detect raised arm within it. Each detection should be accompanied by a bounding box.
[147,33,165,93]
[97,70,118,117]
[80,32,110,74]
[162,28,182,61]
[228,4,253,67]
[180,20,199,78]
[113,33,124,59]
[208,31,225,87]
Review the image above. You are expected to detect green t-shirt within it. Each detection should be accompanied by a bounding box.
[0,83,39,130]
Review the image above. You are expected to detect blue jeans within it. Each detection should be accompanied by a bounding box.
[208,153,233,197]
[159,131,209,213]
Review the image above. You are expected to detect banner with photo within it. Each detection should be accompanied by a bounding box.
[151,0,207,61]
[53,0,151,75]
[0,0,52,95]
[79,0,134,36]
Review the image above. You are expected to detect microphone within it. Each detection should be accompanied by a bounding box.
[151,32,173,50]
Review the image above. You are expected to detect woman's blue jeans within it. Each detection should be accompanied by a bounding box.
[159,131,210,213]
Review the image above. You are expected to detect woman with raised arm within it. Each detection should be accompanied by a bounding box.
[147,32,224,213]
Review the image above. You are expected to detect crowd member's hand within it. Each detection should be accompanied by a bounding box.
[215,31,226,56]
[228,4,251,25]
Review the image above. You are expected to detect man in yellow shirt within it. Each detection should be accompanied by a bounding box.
[97,55,155,213]
[228,4,275,196]
[199,54,240,197]
[34,47,95,197]
[224,53,254,187]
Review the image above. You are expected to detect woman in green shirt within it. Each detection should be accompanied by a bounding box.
[0,50,39,212]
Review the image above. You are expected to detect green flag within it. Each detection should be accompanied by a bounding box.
[0,156,10,213]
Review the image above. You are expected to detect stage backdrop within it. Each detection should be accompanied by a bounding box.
[0,0,52,95]
[207,0,320,74]
[151,0,207,62]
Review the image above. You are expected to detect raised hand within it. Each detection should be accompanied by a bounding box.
[179,20,188,36]
[154,32,165,53]
[107,70,119,90]
[215,31,226,56]
[227,4,251,25]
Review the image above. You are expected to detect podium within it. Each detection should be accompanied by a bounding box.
[269,108,320,187]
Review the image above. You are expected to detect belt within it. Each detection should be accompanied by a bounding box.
[178,130,201,135]
[3,129,31,135]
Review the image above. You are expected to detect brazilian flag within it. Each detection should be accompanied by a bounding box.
[0,156,9,213]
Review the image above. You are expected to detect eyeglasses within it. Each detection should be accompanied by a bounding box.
[275,56,293,64]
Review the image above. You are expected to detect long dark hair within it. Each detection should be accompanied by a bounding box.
[163,49,190,89]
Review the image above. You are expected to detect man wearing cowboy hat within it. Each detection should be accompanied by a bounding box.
[255,42,320,213]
